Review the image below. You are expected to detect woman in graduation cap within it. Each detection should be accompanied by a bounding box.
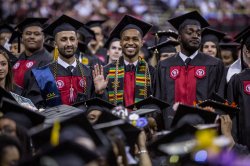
[24,15,97,108]
[200,27,225,58]
[92,15,155,107]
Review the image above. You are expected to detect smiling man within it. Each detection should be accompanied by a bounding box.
[154,11,225,129]
[24,15,95,108]
[12,18,53,94]
[92,15,155,107]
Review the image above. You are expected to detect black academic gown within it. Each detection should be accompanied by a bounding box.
[103,57,155,106]
[23,61,95,108]
[12,48,53,94]
[227,68,250,150]
[155,52,225,129]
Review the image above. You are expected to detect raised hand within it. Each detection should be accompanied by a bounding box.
[92,64,109,94]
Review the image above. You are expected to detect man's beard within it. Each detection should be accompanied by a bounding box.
[58,46,76,59]
[182,41,200,54]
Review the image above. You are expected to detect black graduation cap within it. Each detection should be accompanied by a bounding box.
[29,111,103,149]
[94,110,141,148]
[77,25,96,43]
[152,29,178,43]
[171,104,218,128]
[0,23,14,34]
[234,27,250,45]
[197,99,239,118]
[148,124,197,155]
[148,39,179,55]
[168,11,209,31]
[104,36,120,49]
[109,15,152,38]
[73,97,116,112]
[0,45,18,67]
[43,36,55,53]
[19,141,99,166]
[201,27,225,44]
[8,30,22,44]
[15,18,48,32]
[43,15,83,37]
[39,104,84,126]
[126,96,170,111]
[234,26,250,43]
[0,97,45,129]
[86,20,106,28]
[8,30,23,53]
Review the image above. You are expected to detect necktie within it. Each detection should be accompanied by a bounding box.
[125,64,135,72]
[67,66,74,73]
[185,58,192,66]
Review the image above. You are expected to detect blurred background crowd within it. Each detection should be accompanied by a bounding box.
[1,0,250,37]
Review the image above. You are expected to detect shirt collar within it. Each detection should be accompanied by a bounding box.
[179,50,198,62]
[124,59,138,66]
[57,56,77,69]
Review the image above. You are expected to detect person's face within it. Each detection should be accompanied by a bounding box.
[55,31,78,59]
[90,26,103,44]
[0,118,17,137]
[160,52,176,61]
[0,54,8,81]
[9,43,25,58]
[22,26,44,52]
[243,45,250,60]
[179,25,201,52]
[202,41,217,57]
[221,49,234,66]
[0,146,20,166]
[120,29,143,59]
[87,110,102,124]
[0,32,11,46]
[108,41,122,62]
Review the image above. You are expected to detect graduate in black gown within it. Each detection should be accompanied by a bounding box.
[76,25,101,68]
[24,15,96,108]
[92,15,155,107]
[12,18,53,94]
[86,20,108,65]
[227,27,250,150]
[154,11,225,129]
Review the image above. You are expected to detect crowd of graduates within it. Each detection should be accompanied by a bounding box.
[0,9,250,166]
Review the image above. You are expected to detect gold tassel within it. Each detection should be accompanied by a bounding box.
[50,120,60,146]
[53,46,59,61]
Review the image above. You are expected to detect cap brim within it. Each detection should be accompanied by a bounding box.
[0,97,45,128]
[29,111,103,149]
[126,96,170,110]
[171,104,218,128]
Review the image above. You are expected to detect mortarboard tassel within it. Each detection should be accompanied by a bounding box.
[50,120,61,146]
[53,46,59,61]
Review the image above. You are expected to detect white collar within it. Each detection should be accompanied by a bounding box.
[179,50,198,62]
[226,58,242,82]
[124,59,138,66]
[57,56,77,69]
